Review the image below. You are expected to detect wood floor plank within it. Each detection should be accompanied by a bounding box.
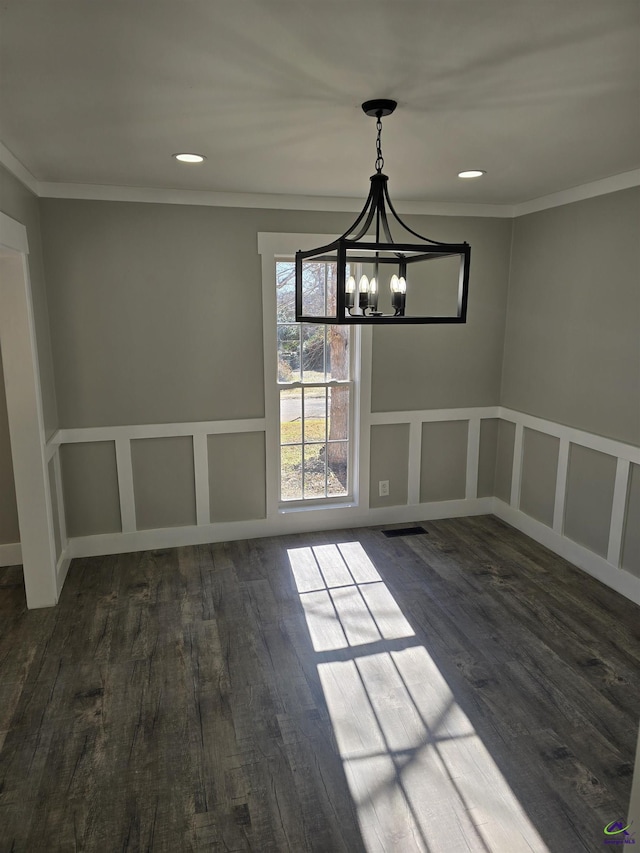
[1,515,638,852]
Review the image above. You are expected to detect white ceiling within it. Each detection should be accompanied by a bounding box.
[1,1,639,205]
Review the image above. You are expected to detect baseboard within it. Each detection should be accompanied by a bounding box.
[0,542,22,568]
[42,496,640,607]
[492,499,640,606]
[67,497,495,559]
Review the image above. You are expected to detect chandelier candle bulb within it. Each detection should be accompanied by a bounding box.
[368,277,378,310]
[359,275,370,310]
[390,274,407,314]
[345,275,356,309]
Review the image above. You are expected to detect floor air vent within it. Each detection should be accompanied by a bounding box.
[381,526,428,538]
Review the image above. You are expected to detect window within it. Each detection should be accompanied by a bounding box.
[276,260,353,503]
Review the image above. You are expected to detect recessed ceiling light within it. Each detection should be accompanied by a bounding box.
[458,170,485,179]
[173,153,205,163]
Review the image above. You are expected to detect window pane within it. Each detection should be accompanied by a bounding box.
[276,261,296,322]
[280,389,302,445]
[325,263,338,316]
[276,257,352,505]
[281,445,303,501]
[304,387,327,444]
[328,386,349,440]
[327,324,349,381]
[300,259,329,319]
[303,444,327,499]
[302,324,326,381]
[327,443,349,496]
[278,324,300,382]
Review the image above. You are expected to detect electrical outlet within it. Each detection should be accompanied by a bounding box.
[379,480,390,497]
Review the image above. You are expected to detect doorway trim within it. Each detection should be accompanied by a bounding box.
[0,211,59,607]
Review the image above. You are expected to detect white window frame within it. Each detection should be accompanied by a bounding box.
[276,266,354,506]
[259,233,372,519]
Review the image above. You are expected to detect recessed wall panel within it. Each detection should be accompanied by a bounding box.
[494,420,516,504]
[564,444,616,558]
[131,436,196,530]
[208,432,266,522]
[478,419,498,498]
[520,428,559,527]
[0,349,19,544]
[48,457,61,559]
[420,421,467,503]
[61,442,121,537]
[621,463,640,577]
[370,424,409,508]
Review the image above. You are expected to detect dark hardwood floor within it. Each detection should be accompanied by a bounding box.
[0,515,638,852]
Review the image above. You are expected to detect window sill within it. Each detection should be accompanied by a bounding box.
[278,499,357,515]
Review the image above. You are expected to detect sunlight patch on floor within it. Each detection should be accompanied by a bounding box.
[288,542,549,853]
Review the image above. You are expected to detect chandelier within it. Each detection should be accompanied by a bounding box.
[295,100,470,324]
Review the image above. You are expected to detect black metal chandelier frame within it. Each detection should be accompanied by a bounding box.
[295,99,470,325]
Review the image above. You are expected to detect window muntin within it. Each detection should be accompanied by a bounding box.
[277,260,352,503]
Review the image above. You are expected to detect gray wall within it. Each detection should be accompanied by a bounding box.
[371,217,512,412]
[502,188,640,446]
[40,199,512,428]
[39,201,355,428]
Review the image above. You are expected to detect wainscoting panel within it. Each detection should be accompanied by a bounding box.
[477,418,499,498]
[207,432,267,523]
[45,407,640,605]
[60,441,121,537]
[495,419,516,503]
[520,427,560,527]
[420,420,468,503]
[369,424,410,508]
[622,463,640,577]
[131,436,197,531]
[564,443,618,558]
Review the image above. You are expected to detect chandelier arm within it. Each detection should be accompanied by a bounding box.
[349,199,378,243]
[383,183,449,246]
[337,183,377,242]
[377,192,395,244]
[348,181,384,242]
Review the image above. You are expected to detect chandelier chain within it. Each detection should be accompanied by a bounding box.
[375,115,384,173]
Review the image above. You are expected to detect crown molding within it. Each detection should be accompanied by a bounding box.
[0,142,39,195]
[512,169,640,217]
[36,181,513,218]
[1,142,638,218]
